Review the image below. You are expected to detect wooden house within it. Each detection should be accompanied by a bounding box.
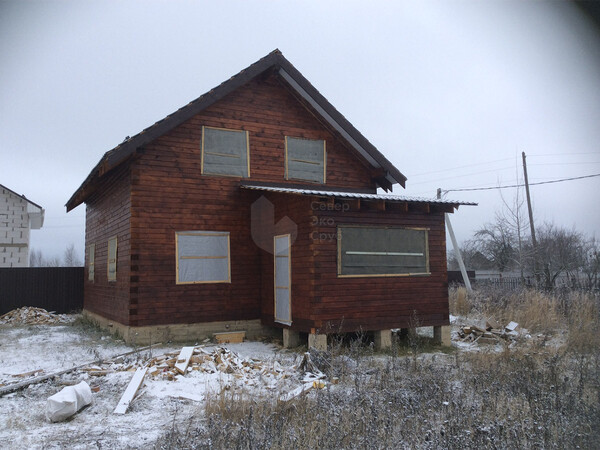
[66,50,473,348]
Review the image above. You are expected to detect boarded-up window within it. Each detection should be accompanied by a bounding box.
[338,226,429,276]
[285,137,326,183]
[201,126,249,177]
[107,237,117,281]
[176,231,231,284]
[88,244,95,282]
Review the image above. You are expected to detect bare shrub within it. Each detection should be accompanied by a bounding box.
[464,286,562,333]
[567,291,600,354]
[155,345,600,449]
[449,286,471,316]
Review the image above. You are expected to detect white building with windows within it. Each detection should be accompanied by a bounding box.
[0,184,45,267]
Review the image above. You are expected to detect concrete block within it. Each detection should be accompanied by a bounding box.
[308,333,327,351]
[283,328,301,348]
[433,325,451,346]
[374,329,392,350]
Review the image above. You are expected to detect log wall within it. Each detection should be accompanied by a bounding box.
[127,73,376,327]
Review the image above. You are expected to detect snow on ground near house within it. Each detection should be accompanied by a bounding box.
[0,322,299,449]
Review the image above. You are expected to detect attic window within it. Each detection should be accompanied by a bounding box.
[285,137,326,183]
[338,226,429,277]
[201,126,250,177]
[176,231,231,284]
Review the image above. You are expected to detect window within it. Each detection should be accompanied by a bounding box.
[107,237,117,281]
[201,126,249,177]
[338,226,429,276]
[176,231,231,284]
[88,244,95,282]
[285,136,326,183]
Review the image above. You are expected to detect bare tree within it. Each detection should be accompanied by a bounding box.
[29,248,43,267]
[473,213,516,272]
[532,223,585,289]
[64,243,82,267]
[582,237,600,290]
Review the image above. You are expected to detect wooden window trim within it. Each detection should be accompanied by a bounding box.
[107,236,117,282]
[201,126,250,178]
[337,225,430,278]
[175,231,231,284]
[285,136,326,183]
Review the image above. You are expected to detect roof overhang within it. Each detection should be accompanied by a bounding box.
[66,49,406,211]
[240,183,476,212]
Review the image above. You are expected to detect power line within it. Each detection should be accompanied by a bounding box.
[444,173,600,193]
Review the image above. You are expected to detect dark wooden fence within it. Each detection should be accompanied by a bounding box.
[0,267,84,315]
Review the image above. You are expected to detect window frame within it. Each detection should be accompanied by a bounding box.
[285,136,326,183]
[88,243,95,282]
[107,236,117,282]
[175,231,231,284]
[337,225,430,278]
[201,125,250,178]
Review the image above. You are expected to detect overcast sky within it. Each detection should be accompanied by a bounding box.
[1,0,599,262]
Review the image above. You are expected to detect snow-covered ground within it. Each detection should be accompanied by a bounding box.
[0,315,554,449]
[0,322,299,449]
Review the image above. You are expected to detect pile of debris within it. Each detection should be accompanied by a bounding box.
[458,318,529,344]
[0,307,73,325]
[83,346,298,389]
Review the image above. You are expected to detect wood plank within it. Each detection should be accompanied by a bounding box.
[114,367,147,415]
[174,346,195,375]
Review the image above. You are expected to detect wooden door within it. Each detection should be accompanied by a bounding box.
[274,234,292,325]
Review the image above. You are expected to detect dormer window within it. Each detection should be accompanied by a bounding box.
[285,137,326,183]
[201,126,250,177]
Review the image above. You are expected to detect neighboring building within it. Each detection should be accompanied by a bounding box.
[0,184,45,267]
[66,50,474,348]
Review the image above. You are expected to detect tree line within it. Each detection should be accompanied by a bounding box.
[30,243,82,267]
[448,190,599,290]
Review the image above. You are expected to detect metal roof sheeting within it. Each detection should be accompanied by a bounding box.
[240,184,477,207]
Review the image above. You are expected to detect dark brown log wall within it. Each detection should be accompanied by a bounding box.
[309,200,450,332]
[84,164,132,324]
[128,73,376,327]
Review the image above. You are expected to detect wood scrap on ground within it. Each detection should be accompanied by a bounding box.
[174,346,194,375]
[0,343,160,397]
[0,307,73,325]
[114,367,148,414]
[457,318,529,344]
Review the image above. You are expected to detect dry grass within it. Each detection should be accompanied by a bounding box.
[153,287,599,449]
[155,345,600,449]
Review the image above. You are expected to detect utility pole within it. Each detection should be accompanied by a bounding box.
[522,152,539,285]
[438,188,472,292]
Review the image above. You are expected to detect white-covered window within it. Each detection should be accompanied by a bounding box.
[176,231,231,284]
[201,126,250,177]
[285,136,326,183]
[107,237,117,281]
[338,226,429,277]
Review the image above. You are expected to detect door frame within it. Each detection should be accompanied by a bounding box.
[274,234,292,325]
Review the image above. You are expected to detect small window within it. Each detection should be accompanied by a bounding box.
[88,244,95,282]
[201,126,249,177]
[107,237,117,281]
[285,136,326,183]
[338,226,429,277]
[176,231,231,284]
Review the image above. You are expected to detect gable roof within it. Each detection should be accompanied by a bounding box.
[66,49,407,211]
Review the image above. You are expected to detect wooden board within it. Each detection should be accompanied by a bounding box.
[114,367,147,415]
[214,331,246,344]
[174,346,195,375]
